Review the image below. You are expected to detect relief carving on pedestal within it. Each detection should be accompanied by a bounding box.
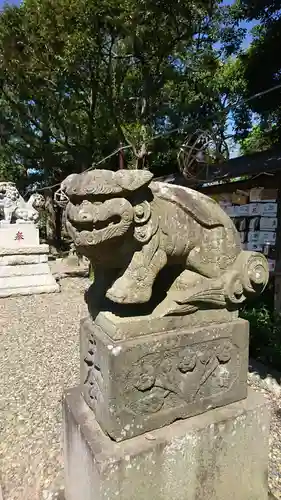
[121,339,238,416]
[83,328,104,407]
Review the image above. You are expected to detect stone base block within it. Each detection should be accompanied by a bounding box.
[63,387,270,500]
[0,244,59,297]
[0,244,49,257]
[0,283,59,297]
[0,253,48,266]
[0,262,53,277]
[0,222,39,246]
[80,317,249,441]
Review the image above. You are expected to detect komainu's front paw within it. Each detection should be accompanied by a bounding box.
[106,275,152,304]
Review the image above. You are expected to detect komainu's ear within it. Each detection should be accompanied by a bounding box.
[114,170,153,192]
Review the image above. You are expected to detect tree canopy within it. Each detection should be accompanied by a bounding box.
[0,0,248,188]
[232,0,281,150]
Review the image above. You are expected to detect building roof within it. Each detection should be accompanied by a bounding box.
[211,147,281,181]
[155,147,281,187]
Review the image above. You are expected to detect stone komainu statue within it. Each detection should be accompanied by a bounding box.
[0,182,45,224]
[60,170,268,316]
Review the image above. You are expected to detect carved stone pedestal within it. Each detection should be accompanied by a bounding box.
[63,387,269,500]
[0,224,59,297]
[80,315,249,441]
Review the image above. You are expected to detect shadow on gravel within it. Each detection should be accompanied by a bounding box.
[269,493,279,500]
[275,407,281,420]
[249,358,281,385]
[52,489,277,500]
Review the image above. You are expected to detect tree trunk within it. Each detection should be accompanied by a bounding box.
[55,205,62,244]
[45,188,62,247]
[45,189,56,244]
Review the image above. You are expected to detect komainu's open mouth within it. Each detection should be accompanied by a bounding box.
[94,214,121,231]
[66,198,134,245]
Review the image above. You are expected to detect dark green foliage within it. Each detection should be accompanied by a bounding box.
[240,282,281,370]
[239,125,277,155]
[233,0,281,150]
[0,0,247,188]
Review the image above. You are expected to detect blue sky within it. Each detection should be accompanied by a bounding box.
[0,0,19,6]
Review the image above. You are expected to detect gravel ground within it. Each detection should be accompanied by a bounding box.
[0,278,88,500]
[0,276,281,499]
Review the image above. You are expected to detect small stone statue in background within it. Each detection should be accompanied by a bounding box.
[0,182,45,225]
[60,169,269,318]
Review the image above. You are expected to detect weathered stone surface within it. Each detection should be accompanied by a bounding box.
[80,317,248,441]
[60,170,269,318]
[93,308,238,341]
[0,283,59,297]
[63,387,269,500]
[0,244,49,255]
[0,273,58,295]
[0,273,57,289]
[0,263,51,277]
[0,253,48,265]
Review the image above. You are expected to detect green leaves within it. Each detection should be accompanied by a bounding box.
[239,125,277,155]
[231,0,281,148]
[0,0,247,186]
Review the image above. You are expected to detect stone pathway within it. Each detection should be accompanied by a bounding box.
[0,278,88,500]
